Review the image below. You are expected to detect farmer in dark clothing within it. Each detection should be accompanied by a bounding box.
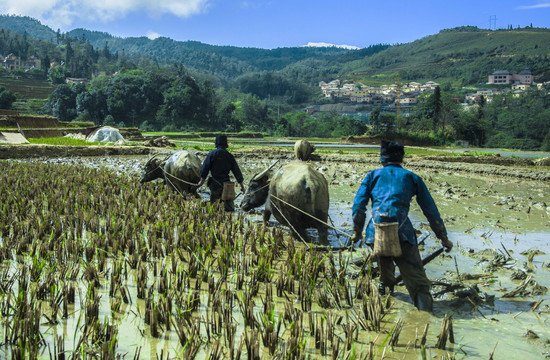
[352,140,453,312]
[197,135,245,211]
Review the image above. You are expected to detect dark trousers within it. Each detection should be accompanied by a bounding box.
[378,241,433,312]
[209,186,235,212]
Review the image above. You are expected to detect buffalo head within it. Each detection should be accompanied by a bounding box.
[140,155,165,183]
[240,167,271,212]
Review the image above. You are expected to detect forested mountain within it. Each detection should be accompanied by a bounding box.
[2,15,550,149]
[0,15,57,42]
[65,28,391,86]
[5,15,550,88]
[342,26,550,85]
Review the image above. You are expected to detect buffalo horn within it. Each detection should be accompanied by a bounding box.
[252,160,279,181]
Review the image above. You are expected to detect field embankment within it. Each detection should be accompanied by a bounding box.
[2,144,548,181]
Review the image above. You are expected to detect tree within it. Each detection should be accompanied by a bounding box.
[48,66,66,84]
[42,54,51,72]
[217,102,236,131]
[369,106,382,133]
[452,109,490,146]
[105,71,146,127]
[45,84,77,122]
[431,86,442,132]
[0,86,16,109]
[233,94,271,132]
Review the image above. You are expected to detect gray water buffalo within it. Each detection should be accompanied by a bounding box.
[140,151,202,194]
[294,139,315,161]
[241,161,329,244]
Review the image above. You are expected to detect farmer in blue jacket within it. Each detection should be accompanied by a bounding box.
[352,140,453,312]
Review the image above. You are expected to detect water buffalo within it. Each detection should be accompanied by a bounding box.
[294,139,315,161]
[140,151,201,194]
[241,161,329,244]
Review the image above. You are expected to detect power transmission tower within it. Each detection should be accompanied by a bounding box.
[489,15,497,30]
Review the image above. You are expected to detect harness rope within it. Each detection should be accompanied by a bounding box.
[269,193,353,239]
[144,161,355,247]
[269,199,311,249]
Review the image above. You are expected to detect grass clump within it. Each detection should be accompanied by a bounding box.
[28,137,102,146]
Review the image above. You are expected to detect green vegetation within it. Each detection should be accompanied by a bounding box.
[60,120,95,128]
[28,137,101,146]
[0,84,16,109]
[0,160,399,358]
[371,85,550,151]
[274,112,367,138]
[342,26,550,85]
[2,16,550,149]
[483,88,550,150]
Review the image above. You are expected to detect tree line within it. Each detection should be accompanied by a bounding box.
[40,66,367,137]
[372,85,550,151]
[3,17,550,148]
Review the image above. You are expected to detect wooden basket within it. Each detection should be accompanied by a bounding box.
[221,181,236,201]
[373,222,402,257]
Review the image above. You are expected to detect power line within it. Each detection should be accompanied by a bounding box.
[489,15,497,30]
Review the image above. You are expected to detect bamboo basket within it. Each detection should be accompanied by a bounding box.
[373,222,402,257]
[221,181,236,201]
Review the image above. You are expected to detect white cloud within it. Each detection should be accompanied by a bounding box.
[517,2,550,9]
[0,0,210,28]
[146,31,161,40]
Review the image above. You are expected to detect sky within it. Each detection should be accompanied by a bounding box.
[1,0,550,49]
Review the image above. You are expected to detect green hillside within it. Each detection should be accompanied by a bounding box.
[66,29,359,82]
[0,15,56,41]
[2,16,550,87]
[0,73,53,113]
[340,26,550,85]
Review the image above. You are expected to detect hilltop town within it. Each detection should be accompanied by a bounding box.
[310,69,548,116]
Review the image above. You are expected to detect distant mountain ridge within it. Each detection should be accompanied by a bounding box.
[0,15,57,42]
[0,15,361,83]
[341,26,550,84]
[2,15,550,86]
[302,42,360,50]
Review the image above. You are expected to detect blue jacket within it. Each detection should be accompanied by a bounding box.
[200,147,244,190]
[352,164,447,244]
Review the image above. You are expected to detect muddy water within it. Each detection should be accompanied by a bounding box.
[5,154,549,358]
[240,158,550,358]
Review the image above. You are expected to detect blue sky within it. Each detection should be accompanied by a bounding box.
[1,0,550,49]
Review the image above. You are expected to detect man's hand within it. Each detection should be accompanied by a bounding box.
[196,178,205,187]
[352,230,362,242]
[440,236,453,252]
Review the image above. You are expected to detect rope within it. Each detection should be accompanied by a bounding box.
[163,173,186,197]
[269,193,353,239]
[161,168,202,187]
[269,198,311,250]
[142,164,163,179]
[243,182,270,198]
[146,160,356,247]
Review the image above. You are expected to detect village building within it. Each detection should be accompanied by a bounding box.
[488,69,533,85]
[399,96,418,105]
[65,77,90,84]
[305,105,321,113]
[1,54,21,71]
[512,83,531,91]
[1,54,42,71]
[22,56,41,71]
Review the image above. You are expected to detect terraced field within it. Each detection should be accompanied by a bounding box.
[0,74,54,113]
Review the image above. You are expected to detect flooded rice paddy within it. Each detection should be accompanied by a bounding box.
[1,151,549,359]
